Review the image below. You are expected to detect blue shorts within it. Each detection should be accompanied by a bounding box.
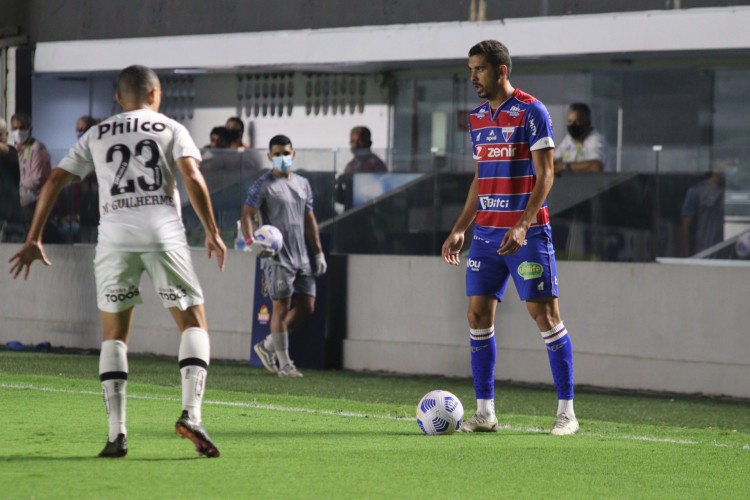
[466,226,559,302]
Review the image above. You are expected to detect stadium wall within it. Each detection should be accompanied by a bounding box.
[0,245,255,361]
[342,256,750,399]
[1,245,748,398]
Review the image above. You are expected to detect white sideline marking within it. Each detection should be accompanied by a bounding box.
[2,383,748,450]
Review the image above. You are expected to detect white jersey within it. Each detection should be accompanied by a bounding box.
[59,109,201,251]
[555,129,611,172]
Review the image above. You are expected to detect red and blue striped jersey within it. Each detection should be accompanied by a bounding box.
[469,88,555,243]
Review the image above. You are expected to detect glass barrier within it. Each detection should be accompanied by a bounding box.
[3,146,750,264]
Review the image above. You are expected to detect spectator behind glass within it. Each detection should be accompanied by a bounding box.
[11,112,53,227]
[0,117,22,230]
[225,116,248,150]
[554,102,610,173]
[76,116,97,139]
[209,126,231,149]
[334,126,388,211]
[681,158,733,256]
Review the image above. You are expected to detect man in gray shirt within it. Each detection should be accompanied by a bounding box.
[241,134,326,377]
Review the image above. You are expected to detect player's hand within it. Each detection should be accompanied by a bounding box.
[498,225,527,255]
[248,240,275,259]
[205,232,226,271]
[314,252,327,276]
[8,241,51,280]
[441,231,465,266]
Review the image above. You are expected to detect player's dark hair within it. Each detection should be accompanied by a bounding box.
[227,116,245,133]
[569,102,592,127]
[469,40,512,76]
[269,134,293,150]
[351,126,373,147]
[11,112,32,128]
[117,65,160,102]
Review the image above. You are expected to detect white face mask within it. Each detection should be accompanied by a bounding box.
[13,128,30,145]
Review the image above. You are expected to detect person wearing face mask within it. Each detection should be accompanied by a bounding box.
[240,134,327,378]
[11,112,53,226]
[554,103,610,173]
[334,126,388,211]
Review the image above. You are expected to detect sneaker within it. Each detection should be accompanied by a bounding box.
[458,412,498,433]
[550,413,579,436]
[253,341,278,374]
[98,433,128,458]
[278,362,303,378]
[175,410,220,458]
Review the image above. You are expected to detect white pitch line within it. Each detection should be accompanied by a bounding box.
[2,382,748,450]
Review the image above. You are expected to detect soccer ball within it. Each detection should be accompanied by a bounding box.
[416,390,464,435]
[254,224,284,255]
[735,231,750,259]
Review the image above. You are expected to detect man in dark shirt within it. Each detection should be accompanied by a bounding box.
[335,126,387,211]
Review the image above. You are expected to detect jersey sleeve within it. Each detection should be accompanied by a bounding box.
[57,135,94,180]
[172,123,202,162]
[245,175,267,208]
[304,177,314,212]
[526,101,555,151]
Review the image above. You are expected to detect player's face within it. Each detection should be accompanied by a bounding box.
[468,55,502,99]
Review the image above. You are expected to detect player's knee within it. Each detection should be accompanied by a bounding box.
[466,309,490,329]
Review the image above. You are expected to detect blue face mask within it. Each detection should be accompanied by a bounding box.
[272,155,293,173]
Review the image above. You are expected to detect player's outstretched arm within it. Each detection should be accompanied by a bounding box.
[175,156,226,271]
[9,168,77,280]
[442,170,478,265]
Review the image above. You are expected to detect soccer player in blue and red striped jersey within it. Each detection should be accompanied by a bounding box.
[442,40,578,436]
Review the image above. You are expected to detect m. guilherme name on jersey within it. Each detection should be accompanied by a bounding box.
[468,88,555,242]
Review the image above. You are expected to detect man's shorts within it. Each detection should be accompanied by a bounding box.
[263,263,316,301]
[94,246,204,313]
[466,226,559,302]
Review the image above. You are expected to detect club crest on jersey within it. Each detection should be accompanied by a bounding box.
[501,127,515,142]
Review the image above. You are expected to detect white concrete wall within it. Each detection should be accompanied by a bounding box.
[2,245,748,398]
[0,244,256,360]
[343,256,750,399]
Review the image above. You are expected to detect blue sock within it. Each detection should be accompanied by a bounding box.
[470,326,496,400]
[541,322,574,400]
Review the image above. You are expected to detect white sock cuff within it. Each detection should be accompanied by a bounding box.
[470,326,495,341]
[99,340,128,375]
[540,322,567,344]
[179,327,210,366]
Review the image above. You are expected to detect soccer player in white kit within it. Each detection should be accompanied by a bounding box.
[9,65,227,458]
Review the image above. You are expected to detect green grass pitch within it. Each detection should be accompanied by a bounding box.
[1,351,749,499]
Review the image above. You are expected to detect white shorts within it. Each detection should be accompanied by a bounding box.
[94,246,204,313]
